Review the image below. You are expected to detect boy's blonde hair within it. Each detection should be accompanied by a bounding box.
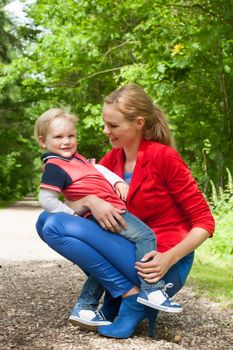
[34,108,78,143]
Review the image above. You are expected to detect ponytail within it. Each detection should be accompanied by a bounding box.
[144,105,175,147]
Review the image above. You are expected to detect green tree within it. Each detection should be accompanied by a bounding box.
[2,0,233,201]
[0,1,37,201]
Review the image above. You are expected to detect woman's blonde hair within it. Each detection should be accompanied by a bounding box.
[104,84,175,147]
[34,108,78,143]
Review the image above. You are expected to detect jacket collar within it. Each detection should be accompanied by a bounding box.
[128,139,151,201]
[41,152,75,163]
[112,138,151,172]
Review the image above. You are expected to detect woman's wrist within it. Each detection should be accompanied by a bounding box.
[166,228,210,265]
[82,195,98,209]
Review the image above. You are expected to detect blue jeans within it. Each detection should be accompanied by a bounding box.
[36,211,194,302]
[89,210,163,292]
[77,210,159,310]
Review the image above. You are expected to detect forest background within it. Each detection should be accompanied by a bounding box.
[0,0,232,305]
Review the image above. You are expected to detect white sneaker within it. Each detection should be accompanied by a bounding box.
[69,308,112,329]
[137,284,183,313]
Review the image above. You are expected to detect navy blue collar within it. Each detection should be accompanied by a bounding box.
[41,152,74,163]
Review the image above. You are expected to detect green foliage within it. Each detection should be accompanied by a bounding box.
[0,2,37,201]
[1,0,233,200]
[188,170,233,306]
[198,168,233,261]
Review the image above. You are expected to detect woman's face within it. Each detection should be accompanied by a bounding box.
[102,103,143,149]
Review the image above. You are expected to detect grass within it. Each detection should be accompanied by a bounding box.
[186,257,233,308]
[185,192,233,308]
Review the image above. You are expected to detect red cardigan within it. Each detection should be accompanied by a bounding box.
[99,139,215,253]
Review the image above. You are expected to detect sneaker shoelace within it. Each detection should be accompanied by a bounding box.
[161,282,174,299]
[97,309,106,320]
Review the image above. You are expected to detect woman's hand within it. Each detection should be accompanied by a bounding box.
[135,250,173,284]
[87,195,127,232]
[135,228,210,283]
[66,195,127,233]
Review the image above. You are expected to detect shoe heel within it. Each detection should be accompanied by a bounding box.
[146,308,158,337]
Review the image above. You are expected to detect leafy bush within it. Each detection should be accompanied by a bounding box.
[207,168,233,260]
[189,168,233,306]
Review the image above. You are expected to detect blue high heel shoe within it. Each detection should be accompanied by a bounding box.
[145,307,159,337]
[98,294,157,339]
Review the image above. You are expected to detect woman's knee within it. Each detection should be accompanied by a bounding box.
[42,213,64,241]
[36,211,51,241]
[41,212,85,243]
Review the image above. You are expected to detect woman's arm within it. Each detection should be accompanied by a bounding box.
[135,147,214,284]
[65,195,127,232]
[135,227,209,283]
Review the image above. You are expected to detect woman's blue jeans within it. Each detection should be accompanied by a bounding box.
[36,211,194,301]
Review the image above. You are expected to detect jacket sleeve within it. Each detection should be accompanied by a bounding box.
[160,147,215,235]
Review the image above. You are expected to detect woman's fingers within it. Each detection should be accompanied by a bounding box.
[137,271,161,284]
[98,209,127,232]
[135,265,161,274]
[140,250,156,262]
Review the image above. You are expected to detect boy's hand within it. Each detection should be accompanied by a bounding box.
[115,181,129,201]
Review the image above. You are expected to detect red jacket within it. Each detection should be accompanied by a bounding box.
[99,139,215,253]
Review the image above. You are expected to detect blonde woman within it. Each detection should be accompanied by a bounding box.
[36,84,214,339]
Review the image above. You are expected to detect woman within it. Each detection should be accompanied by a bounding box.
[36,84,215,339]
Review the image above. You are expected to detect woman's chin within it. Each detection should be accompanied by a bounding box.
[110,140,120,148]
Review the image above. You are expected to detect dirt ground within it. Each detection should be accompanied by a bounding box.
[0,201,232,350]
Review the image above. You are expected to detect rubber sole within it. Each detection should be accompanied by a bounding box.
[68,316,111,330]
[137,297,183,313]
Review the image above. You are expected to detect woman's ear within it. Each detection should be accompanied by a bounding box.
[38,136,47,149]
[135,116,145,130]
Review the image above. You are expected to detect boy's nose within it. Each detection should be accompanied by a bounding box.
[103,125,110,135]
[63,136,70,144]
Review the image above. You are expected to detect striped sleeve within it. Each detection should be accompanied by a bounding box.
[40,163,72,192]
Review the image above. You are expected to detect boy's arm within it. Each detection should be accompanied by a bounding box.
[95,164,129,201]
[94,164,125,187]
[39,188,75,215]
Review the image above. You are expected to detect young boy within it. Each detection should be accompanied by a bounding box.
[34,108,183,328]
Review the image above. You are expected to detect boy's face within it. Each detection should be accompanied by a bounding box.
[39,117,77,158]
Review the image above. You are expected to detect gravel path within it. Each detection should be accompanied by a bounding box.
[0,200,232,350]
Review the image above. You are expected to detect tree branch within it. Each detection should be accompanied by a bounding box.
[153,2,226,23]
[100,41,139,64]
[50,65,131,88]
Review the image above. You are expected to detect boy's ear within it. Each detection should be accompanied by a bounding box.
[38,136,47,149]
[135,116,145,130]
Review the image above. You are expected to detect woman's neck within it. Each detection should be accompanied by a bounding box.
[123,137,142,173]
